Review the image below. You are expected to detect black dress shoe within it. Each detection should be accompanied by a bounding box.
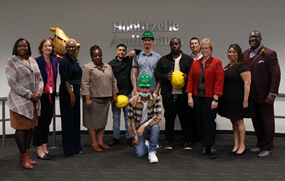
[127,138,135,147]
[235,146,247,156]
[108,138,120,146]
[37,154,51,160]
[46,151,56,158]
[199,146,209,157]
[228,148,239,155]
[210,146,218,159]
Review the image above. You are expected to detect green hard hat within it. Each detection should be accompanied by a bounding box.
[138,74,153,87]
[142,30,154,40]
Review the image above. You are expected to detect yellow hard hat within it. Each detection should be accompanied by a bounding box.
[171,71,185,89]
[115,95,129,108]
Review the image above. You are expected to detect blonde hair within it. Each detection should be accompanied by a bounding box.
[200,38,213,51]
[66,38,77,47]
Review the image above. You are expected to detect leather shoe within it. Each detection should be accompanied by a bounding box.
[210,146,218,159]
[37,154,51,160]
[99,143,110,150]
[257,150,272,157]
[109,138,120,146]
[91,145,102,152]
[199,146,209,157]
[127,138,135,147]
[228,148,238,155]
[234,146,247,156]
[250,147,261,153]
[46,151,56,158]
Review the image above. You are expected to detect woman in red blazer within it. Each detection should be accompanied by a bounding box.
[186,38,224,159]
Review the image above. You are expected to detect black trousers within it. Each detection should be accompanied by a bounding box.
[33,93,55,146]
[163,94,192,142]
[193,96,218,146]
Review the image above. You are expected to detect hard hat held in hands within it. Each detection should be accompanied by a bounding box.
[171,71,185,89]
[115,95,129,108]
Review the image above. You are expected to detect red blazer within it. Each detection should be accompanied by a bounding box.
[186,57,224,97]
[243,46,281,103]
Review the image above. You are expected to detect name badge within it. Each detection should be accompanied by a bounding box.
[50,87,53,94]
[71,85,74,91]
[207,63,212,66]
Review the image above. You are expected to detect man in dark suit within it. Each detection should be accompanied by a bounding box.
[243,30,281,157]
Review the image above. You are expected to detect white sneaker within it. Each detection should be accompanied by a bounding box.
[145,140,160,149]
[148,151,158,163]
[145,140,149,147]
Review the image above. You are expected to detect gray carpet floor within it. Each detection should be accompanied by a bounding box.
[0,133,285,181]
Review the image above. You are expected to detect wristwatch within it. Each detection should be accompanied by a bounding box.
[213,98,219,102]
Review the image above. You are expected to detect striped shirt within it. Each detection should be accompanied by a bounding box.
[128,93,161,140]
[5,55,43,119]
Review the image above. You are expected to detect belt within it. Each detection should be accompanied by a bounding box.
[70,79,80,85]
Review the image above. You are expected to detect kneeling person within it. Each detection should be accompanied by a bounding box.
[128,74,161,163]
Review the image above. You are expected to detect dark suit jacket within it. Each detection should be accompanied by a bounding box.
[243,46,280,103]
[35,55,58,92]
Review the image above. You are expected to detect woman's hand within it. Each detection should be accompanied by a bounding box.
[86,99,92,109]
[70,94,76,107]
[31,92,40,102]
[242,100,248,109]
[188,97,194,108]
[112,94,117,103]
[211,101,218,110]
[137,125,146,137]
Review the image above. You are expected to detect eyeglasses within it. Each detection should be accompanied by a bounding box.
[66,46,76,49]
[201,47,210,50]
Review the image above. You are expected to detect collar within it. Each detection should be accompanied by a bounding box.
[250,44,262,54]
[190,52,202,59]
[93,62,108,69]
[142,50,153,57]
[65,53,78,63]
[115,56,127,62]
[167,51,184,60]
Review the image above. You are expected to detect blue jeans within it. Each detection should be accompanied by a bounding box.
[111,94,131,139]
[136,124,160,157]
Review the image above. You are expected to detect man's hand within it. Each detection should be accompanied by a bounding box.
[133,140,140,146]
[137,125,146,137]
[265,94,275,105]
[167,70,173,81]
[134,90,140,96]
[127,50,136,57]
[153,89,159,95]
[182,73,187,81]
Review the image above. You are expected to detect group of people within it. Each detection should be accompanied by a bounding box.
[5,29,280,168]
